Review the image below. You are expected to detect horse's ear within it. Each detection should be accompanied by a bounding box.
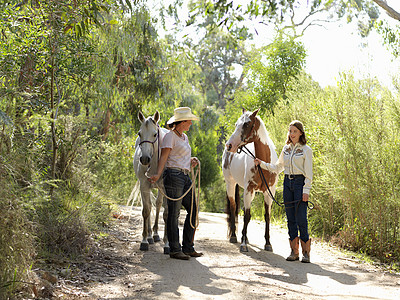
[251,108,260,118]
[242,107,246,114]
[153,111,160,124]
[138,111,145,123]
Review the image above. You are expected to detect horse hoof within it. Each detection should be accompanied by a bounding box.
[229,236,238,243]
[240,245,248,252]
[153,235,161,243]
[140,243,149,251]
[264,244,273,252]
[147,237,154,244]
[163,246,170,254]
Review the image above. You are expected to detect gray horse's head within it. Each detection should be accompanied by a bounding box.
[137,111,160,165]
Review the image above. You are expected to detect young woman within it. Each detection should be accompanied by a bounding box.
[148,107,202,260]
[254,120,313,263]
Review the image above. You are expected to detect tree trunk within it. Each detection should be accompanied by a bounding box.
[50,42,58,196]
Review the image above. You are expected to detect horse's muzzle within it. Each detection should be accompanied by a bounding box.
[140,155,151,165]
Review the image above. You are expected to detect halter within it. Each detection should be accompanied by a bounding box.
[138,125,161,161]
[138,127,159,146]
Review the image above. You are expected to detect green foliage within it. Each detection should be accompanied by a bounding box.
[240,34,306,114]
[258,72,400,263]
[35,190,112,258]
[0,174,35,298]
[376,21,400,57]
[191,28,249,108]
[89,137,136,202]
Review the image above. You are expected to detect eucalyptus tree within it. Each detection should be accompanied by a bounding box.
[186,1,400,55]
[189,28,249,109]
[92,5,168,138]
[242,34,306,114]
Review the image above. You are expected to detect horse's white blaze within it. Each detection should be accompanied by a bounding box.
[225,115,249,152]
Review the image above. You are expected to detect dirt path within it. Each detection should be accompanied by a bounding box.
[46,206,400,300]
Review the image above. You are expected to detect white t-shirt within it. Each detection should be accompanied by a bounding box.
[162,130,191,171]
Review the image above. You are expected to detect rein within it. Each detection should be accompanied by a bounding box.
[239,144,314,211]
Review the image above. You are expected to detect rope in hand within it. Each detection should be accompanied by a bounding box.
[146,160,201,229]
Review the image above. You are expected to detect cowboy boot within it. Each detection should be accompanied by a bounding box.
[301,238,311,263]
[286,237,299,261]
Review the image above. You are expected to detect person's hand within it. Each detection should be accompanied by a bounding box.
[254,158,261,166]
[148,174,160,184]
[302,193,309,202]
[191,157,199,168]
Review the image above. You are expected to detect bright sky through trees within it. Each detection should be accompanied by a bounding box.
[299,11,400,88]
[152,1,400,89]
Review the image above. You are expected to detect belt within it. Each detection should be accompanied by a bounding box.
[285,174,304,179]
[167,167,190,175]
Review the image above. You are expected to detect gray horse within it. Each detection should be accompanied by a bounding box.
[133,111,169,253]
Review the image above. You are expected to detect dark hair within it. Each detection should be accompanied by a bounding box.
[166,120,183,130]
[286,120,307,145]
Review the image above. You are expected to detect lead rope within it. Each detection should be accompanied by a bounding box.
[149,161,201,229]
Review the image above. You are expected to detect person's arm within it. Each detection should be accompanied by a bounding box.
[254,149,284,174]
[302,146,313,201]
[148,148,171,183]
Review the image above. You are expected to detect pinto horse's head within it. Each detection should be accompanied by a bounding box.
[226,108,260,153]
[137,111,160,165]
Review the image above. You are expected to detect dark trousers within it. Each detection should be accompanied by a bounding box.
[283,175,309,242]
[163,168,197,253]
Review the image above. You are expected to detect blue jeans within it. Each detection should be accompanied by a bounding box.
[163,168,197,253]
[283,175,309,242]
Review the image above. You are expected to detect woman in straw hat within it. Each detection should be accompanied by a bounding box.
[148,107,203,260]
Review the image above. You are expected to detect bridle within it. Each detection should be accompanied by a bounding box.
[138,125,160,160]
[138,127,159,147]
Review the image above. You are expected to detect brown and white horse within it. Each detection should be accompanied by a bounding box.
[222,109,278,252]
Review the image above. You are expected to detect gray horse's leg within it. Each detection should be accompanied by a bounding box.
[152,191,163,243]
[140,189,152,251]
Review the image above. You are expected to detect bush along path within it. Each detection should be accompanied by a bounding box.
[20,206,400,299]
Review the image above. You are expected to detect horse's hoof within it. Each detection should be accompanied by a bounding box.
[240,245,248,252]
[147,237,154,244]
[229,236,238,243]
[264,244,273,252]
[163,246,170,254]
[153,234,161,243]
[140,242,149,251]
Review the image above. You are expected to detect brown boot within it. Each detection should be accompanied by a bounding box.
[286,237,299,261]
[300,238,311,263]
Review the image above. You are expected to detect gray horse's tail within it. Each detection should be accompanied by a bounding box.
[127,181,141,208]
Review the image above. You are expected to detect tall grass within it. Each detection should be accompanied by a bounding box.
[0,114,128,296]
[262,73,400,263]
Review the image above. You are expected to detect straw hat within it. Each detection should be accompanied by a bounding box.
[166,107,199,128]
